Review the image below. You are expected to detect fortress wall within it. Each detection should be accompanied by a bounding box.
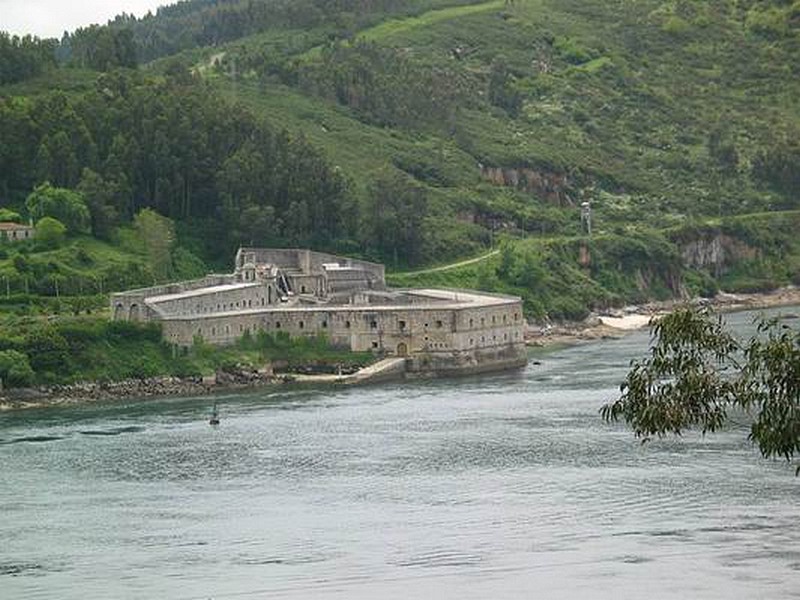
[240,248,302,270]
[160,301,526,358]
[146,284,277,318]
[288,274,323,296]
[111,274,237,322]
[405,343,529,377]
[113,274,235,300]
[113,247,526,375]
[306,251,385,282]
[239,248,385,281]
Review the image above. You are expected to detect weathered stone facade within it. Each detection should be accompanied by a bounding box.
[111,249,527,375]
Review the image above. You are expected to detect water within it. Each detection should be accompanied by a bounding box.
[1,309,799,599]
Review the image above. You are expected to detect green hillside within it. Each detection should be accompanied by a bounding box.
[1,0,799,321]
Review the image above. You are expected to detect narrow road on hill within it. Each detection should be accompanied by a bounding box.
[397,249,500,276]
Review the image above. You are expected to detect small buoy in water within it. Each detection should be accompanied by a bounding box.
[209,402,220,426]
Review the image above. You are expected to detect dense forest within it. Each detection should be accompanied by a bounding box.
[1,0,799,321]
[1,71,354,250]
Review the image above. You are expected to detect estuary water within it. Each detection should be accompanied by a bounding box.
[1,309,798,600]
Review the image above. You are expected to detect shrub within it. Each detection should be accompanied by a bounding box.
[662,16,691,35]
[0,349,35,388]
[24,325,69,376]
[0,209,22,222]
[35,217,67,249]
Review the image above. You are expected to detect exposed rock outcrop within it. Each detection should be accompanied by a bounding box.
[479,164,574,205]
[679,233,758,275]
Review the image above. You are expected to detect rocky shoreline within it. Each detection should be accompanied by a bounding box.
[525,286,800,348]
[0,368,297,411]
[3,287,800,411]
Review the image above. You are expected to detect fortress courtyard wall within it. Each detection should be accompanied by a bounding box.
[160,299,526,364]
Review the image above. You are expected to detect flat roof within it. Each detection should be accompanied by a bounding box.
[145,282,261,304]
[159,288,520,321]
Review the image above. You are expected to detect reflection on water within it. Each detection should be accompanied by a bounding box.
[1,308,799,599]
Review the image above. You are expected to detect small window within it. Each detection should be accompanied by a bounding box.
[370,320,377,329]
[435,320,443,329]
[480,318,485,326]
[470,338,474,345]
[372,341,378,349]
[322,320,328,329]
[515,313,520,320]
[299,321,304,329]
[399,320,406,330]
[301,285,307,294]
[503,315,507,323]
[275,321,281,329]
[492,316,496,324]
[345,320,351,329]
[469,318,474,328]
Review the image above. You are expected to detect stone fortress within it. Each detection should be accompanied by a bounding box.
[111,248,528,376]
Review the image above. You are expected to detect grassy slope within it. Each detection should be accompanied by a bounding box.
[2,1,799,315]
[213,0,797,218]
[390,210,800,319]
[200,0,799,318]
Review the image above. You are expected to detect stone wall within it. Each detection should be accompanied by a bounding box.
[111,274,236,321]
[111,248,526,376]
[160,300,526,368]
[237,248,385,283]
[145,283,278,319]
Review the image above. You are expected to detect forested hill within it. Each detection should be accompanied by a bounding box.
[1,0,799,319]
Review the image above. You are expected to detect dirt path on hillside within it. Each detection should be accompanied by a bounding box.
[398,249,500,276]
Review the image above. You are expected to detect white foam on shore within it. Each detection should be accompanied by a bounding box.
[598,314,653,330]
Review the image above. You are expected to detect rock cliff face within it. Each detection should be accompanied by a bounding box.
[479,164,573,205]
[679,233,758,274]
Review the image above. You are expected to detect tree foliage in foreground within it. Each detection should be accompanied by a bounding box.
[602,307,800,473]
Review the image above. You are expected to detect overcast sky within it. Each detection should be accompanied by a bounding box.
[2,0,169,38]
